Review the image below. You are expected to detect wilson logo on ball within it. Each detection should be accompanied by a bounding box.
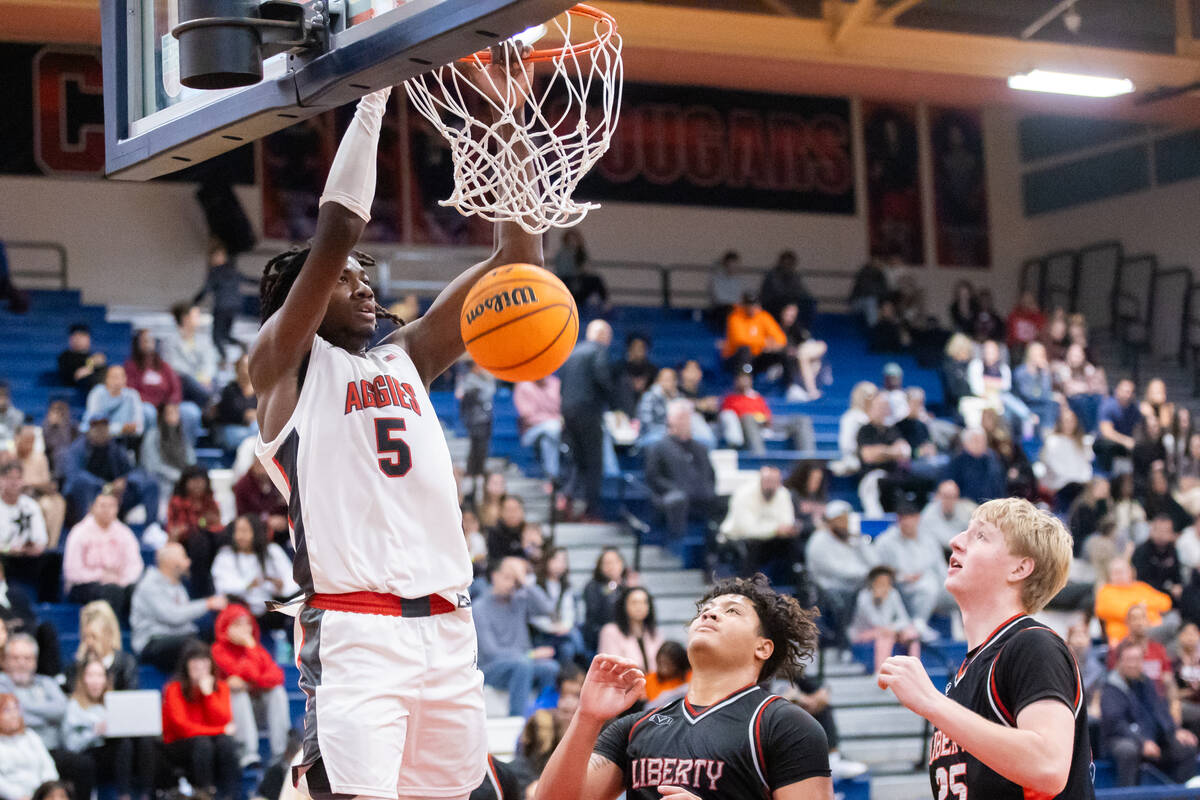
[463,285,539,325]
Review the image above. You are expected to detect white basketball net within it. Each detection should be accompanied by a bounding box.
[403,4,622,234]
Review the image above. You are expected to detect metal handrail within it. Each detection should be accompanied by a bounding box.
[5,240,68,289]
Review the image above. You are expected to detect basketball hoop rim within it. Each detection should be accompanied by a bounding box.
[462,4,617,64]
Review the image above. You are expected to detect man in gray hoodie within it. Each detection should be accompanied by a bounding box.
[130,542,226,672]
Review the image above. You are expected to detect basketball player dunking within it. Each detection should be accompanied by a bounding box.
[249,54,540,800]
[536,575,834,800]
[878,498,1095,800]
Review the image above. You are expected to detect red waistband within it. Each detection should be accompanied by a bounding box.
[307,591,457,617]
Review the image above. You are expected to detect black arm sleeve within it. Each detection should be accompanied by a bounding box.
[993,628,1079,722]
[593,711,639,772]
[762,700,831,790]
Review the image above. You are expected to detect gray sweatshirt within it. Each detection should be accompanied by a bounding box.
[0,674,68,750]
[472,584,556,667]
[61,698,105,752]
[130,567,210,653]
[849,586,912,639]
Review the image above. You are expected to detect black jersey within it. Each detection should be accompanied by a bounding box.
[470,755,520,800]
[594,684,830,800]
[929,614,1095,800]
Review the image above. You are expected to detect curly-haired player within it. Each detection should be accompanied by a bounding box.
[536,574,834,800]
[250,51,541,800]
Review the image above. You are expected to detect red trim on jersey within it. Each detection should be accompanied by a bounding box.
[271,456,292,493]
[485,754,502,798]
[627,706,663,743]
[989,658,1015,725]
[752,696,783,788]
[308,591,456,617]
[956,613,1027,681]
[683,682,758,717]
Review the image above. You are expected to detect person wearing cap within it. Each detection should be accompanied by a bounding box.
[721,292,791,384]
[804,500,877,652]
[60,417,159,526]
[880,363,910,424]
[873,498,954,642]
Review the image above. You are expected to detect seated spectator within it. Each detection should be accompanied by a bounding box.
[613,334,656,417]
[1112,472,1150,542]
[1132,514,1185,603]
[636,367,675,448]
[760,250,815,331]
[581,547,635,653]
[784,460,829,537]
[597,587,664,673]
[161,642,241,800]
[1006,290,1046,358]
[0,693,59,800]
[1107,603,1176,697]
[1039,407,1093,510]
[873,500,953,640]
[918,479,976,552]
[61,654,157,800]
[1095,559,1173,647]
[1042,312,1070,362]
[1142,464,1191,533]
[509,710,562,794]
[707,250,743,329]
[777,302,828,401]
[13,427,66,549]
[140,402,196,502]
[866,298,911,353]
[530,547,583,667]
[0,634,94,800]
[970,289,1005,343]
[985,417,1038,501]
[849,565,920,672]
[835,382,876,473]
[163,303,219,408]
[644,400,718,538]
[677,359,720,432]
[131,543,227,673]
[857,393,926,515]
[804,500,876,651]
[721,293,789,382]
[214,355,258,454]
[485,495,527,571]
[0,561,61,678]
[61,418,159,526]
[211,514,296,630]
[513,375,563,482]
[1013,342,1058,436]
[947,280,978,334]
[848,258,889,328]
[124,329,200,444]
[1068,477,1110,554]
[40,401,76,478]
[895,387,954,479]
[1101,639,1198,787]
[968,340,1033,435]
[719,372,814,455]
[1055,344,1108,434]
[474,556,559,717]
[67,601,138,692]
[232,459,287,544]
[644,641,690,707]
[211,604,289,766]
[167,467,225,598]
[0,459,50,567]
[1132,418,1168,492]
[57,324,106,393]
[83,366,144,448]
[61,491,143,617]
[1066,621,1105,718]
[0,384,23,450]
[474,471,506,529]
[718,466,797,577]
[1174,622,1200,738]
[520,522,544,564]
[941,333,985,425]
[946,428,1005,505]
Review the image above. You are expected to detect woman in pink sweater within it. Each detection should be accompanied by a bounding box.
[62,491,144,617]
[596,586,664,673]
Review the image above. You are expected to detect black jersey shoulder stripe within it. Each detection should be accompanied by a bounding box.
[747,694,784,792]
[986,625,1084,727]
[681,684,760,724]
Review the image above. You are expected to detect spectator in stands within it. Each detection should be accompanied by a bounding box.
[510,710,562,793]
[707,250,743,330]
[462,507,487,582]
[530,547,583,667]
[895,387,954,479]
[61,491,143,617]
[514,375,563,483]
[849,565,920,672]
[945,427,1005,505]
[1041,311,1070,362]
[1066,621,1105,718]
[552,229,586,292]
[784,460,829,538]
[211,514,296,630]
[644,641,690,708]
[83,366,144,447]
[211,603,289,765]
[777,303,828,401]
[1112,472,1150,542]
[457,359,495,492]
[0,693,58,800]
[14,427,66,549]
[124,329,200,444]
[140,402,196,503]
[1141,378,1178,440]
[1143,462,1191,533]
[985,416,1038,502]
[874,499,953,641]
[557,320,614,520]
[612,335,656,420]
[941,333,984,425]
[968,339,1034,436]
[718,466,797,577]
[878,363,910,424]
[1174,622,1200,738]
[484,495,527,571]
[1133,418,1169,492]
[163,303,219,409]
[40,401,76,478]
[917,479,975,552]
[1056,343,1108,434]
[867,298,912,353]
[848,258,890,328]
[597,587,663,673]
[68,601,138,692]
[1039,407,1093,511]
[805,500,876,651]
[131,543,227,673]
[1132,514,1185,603]
[0,460,48,561]
[62,417,159,526]
[57,324,106,393]
[61,653,156,800]
[835,382,876,474]
[520,522,545,565]
[474,556,559,717]
[231,460,287,545]
[1101,639,1198,787]
[721,293,789,382]
[0,384,23,450]
[970,289,1005,344]
[1006,291,1045,361]
[719,372,813,455]
[947,280,978,334]
[677,359,720,432]
[193,241,255,361]
[644,399,718,538]
[1107,603,1177,698]
[0,561,60,678]
[0,634,94,800]
[856,392,918,515]
[581,547,635,653]
[760,250,815,331]
[1013,341,1058,437]
[1095,559,1173,647]
[635,367,676,448]
[214,355,257,454]
[161,642,240,800]
[167,467,225,598]
[473,471,507,529]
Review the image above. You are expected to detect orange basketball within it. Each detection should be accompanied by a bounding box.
[460,263,579,382]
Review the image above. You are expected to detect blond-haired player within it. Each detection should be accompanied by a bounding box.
[878,497,1095,800]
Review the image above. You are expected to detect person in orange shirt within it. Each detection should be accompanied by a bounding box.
[161,641,241,800]
[1094,558,1174,646]
[721,293,791,384]
[643,641,690,708]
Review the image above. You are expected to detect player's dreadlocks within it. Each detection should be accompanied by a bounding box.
[259,246,405,328]
[695,573,819,683]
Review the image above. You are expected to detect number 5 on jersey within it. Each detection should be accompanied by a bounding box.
[375,418,413,477]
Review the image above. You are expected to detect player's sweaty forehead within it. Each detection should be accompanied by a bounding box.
[697,593,755,616]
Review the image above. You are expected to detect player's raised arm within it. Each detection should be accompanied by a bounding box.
[535,655,644,800]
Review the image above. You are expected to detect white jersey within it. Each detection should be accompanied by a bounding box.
[257,335,471,600]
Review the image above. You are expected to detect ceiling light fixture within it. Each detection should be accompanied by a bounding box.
[1007,69,1135,98]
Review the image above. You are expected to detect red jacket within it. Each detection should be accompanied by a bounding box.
[124,358,184,408]
[167,495,223,541]
[211,604,285,690]
[161,679,233,744]
[720,391,771,421]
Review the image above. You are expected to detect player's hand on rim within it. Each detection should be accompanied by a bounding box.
[467,41,534,113]
[579,654,645,722]
[877,655,943,719]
